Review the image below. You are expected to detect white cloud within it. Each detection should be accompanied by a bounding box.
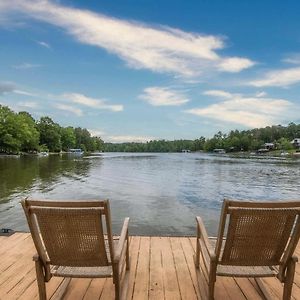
[37,40,51,48]
[55,103,83,116]
[282,54,300,65]
[140,87,189,106]
[255,91,267,97]
[17,101,38,108]
[88,130,154,142]
[0,81,35,96]
[203,90,232,98]
[0,0,254,77]
[217,57,255,73]
[185,92,295,128]
[14,89,37,96]
[88,129,105,137]
[249,67,300,87]
[105,135,155,143]
[13,62,42,69]
[63,93,123,112]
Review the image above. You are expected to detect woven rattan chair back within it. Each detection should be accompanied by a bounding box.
[22,200,114,267]
[215,200,300,269]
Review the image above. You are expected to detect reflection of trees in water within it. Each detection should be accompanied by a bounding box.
[0,155,92,203]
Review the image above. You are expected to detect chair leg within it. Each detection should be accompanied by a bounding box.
[208,280,215,300]
[35,259,47,300]
[283,257,297,300]
[126,232,130,270]
[113,263,121,300]
[114,280,121,300]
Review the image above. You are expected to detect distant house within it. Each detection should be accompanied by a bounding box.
[291,138,300,148]
[263,143,275,150]
[213,148,226,154]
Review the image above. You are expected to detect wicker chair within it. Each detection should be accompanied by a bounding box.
[21,199,130,300]
[194,199,300,300]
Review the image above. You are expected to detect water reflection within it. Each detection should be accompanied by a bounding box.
[0,153,299,236]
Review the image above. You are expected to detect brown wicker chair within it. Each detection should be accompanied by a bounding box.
[194,199,300,300]
[21,199,130,300]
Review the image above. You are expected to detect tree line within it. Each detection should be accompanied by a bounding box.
[104,124,300,152]
[1,105,299,154]
[0,105,104,153]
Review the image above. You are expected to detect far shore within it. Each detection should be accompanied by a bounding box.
[1,149,300,159]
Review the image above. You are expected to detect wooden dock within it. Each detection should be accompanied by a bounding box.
[1,233,300,299]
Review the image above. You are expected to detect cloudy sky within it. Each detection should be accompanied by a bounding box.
[0,0,299,142]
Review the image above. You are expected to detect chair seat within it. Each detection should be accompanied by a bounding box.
[216,264,278,277]
[51,265,113,278]
[208,237,278,277]
[50,238,119,278]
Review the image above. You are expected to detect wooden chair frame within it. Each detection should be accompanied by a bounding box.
[194,199,300,300]
[21,199,130,300]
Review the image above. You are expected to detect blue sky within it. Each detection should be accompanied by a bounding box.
[0,0,300,142]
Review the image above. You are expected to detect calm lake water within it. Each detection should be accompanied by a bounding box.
[0,153,299,236]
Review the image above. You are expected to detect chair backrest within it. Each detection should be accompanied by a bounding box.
[215,199,300,269]
[21,199,114,267]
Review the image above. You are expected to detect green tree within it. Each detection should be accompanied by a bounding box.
[37,117,61,152]
[0,106,39,153]
[278,137,293,150]
[61,127,76,151]
[18,111,40,152]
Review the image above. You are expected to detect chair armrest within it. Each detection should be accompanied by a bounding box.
[114,217,130,263]
[196,216,216,261]
[33,253,39,261]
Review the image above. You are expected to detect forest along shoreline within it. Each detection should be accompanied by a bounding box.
[1,105,300,157]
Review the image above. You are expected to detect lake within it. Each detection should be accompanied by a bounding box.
[0,152,299,236]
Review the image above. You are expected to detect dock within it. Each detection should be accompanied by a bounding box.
[1,233,300,299]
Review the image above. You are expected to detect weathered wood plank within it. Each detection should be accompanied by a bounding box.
[170,237,198,300]
[179,237,201,299]
[149,237,164,300]
[0,233,300,300]
[132,236,150,300]
[63,278,92,300]
[160,237,181,300]
[83,278,106,300]
[126,236,140,299]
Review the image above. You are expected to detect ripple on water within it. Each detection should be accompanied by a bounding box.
[0,152,299,235]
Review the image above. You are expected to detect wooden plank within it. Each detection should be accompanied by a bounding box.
[83,278,106,300]
[170,237,198,300]
[126,236,141,299]
[63,278,92,300]
[0,261,35,295]
[17,278,39,300]
[180,237,201,299]
[1,234,300,300]
[292,283,300,300]
[6,266,36,299]
[234,278,264,300]
[99,278,114,300]
[149,237,164,300]
[0,235,33,272]
[217,277,247,300]
[160,237,181,300]
[132,236,150,300]
[0,233,30,255]
[51,278,72,300]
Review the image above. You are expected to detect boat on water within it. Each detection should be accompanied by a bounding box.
[38,152,49,157]
[213,148,226,154]
[68,148,84,155]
